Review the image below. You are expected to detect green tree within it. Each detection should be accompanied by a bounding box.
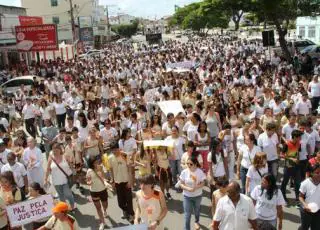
[111,19,139,38]
[251,0,320,60]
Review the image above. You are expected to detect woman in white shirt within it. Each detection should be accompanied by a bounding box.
[246,152,268,195]
[207,138,228,196]
[237,134,261,193]
[53,97,67,129]
[86,156,108,230]
[44,143,75,209]
[183,113,201,142]
[251,173,285,230]
[179,156,206,230]
[119,129,137,187]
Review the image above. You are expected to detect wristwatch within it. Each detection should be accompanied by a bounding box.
[156,220,160,226]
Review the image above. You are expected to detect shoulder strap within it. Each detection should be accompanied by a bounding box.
[51,157,69,178]
[256,168,263,178]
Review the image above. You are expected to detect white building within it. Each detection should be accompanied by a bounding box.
[21,0,101,43]
[296,16,320,44]
[109,14,136,25]
[0,4,27,67]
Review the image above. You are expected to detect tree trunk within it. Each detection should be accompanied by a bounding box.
[275,21,291,61]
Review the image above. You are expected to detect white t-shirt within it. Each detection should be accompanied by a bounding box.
[282,123,298,140]
[251,185,286,220]
[99,127,118,146]
[299,178,320,206]
[307,129,320,154]
[240,145,261,169]
[299,133,310,160]
[119,138,137,155]
[295,100,312,115]
[246,165,268,193]
[257,132,279,161]
[214,194,257,230]
[165,136,186,160]
[207,152,226,178]
[53,102,66,115]
[179,168,206,197]
[22,104,36,120]
[97,107,109,123]
[183,121,198,142]
[1,163,27,188]
[309,81,320,97]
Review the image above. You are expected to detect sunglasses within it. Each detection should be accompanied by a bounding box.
[187,162,194,166]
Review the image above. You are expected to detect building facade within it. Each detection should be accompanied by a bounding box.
[21,0,101,43]
[296,16,320,44]
[0,5,27,67]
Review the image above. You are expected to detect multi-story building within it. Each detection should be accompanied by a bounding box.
[109,14,136,25]
[0,4,27,67]
[21,0,101,43]
[296,16,319,44]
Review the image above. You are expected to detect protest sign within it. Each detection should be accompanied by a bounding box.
[166,61,195,70]
[143,139,175,149]
[6,195,54,227]
[158,100,185,117]
[111,224,148,229]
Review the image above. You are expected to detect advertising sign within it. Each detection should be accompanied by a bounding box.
[18,16,43,26]
[6,195,54,227]
[79,27,94,42]
[15,24,58,51]
[78,16,92,28]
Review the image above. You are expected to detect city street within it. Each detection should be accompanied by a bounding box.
[64,169,301,230]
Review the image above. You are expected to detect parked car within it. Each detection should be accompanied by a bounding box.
[273,39,316,56]
[301,45,320,62]
[0,75,40,95]
[78,49,103,59]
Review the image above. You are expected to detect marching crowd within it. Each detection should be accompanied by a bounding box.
[0,36,319,230]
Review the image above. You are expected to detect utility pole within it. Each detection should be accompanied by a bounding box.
[105,5,110,36]
[68,0,76,43]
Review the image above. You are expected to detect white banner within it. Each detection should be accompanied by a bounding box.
[6,195,54,227]
[111,224,148,229]
[166,61,195,70]
[144,139,175,148]
[158,100,185,117]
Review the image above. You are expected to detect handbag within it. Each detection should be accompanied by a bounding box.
[51,157,74,187]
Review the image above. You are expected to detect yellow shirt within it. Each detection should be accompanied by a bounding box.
[109,154,129,183]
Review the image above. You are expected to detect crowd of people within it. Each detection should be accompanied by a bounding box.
[0,36,319,230]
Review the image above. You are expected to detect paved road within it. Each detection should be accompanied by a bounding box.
[65,176,301,230]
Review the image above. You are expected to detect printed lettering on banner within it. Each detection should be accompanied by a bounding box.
[6,195,54,227]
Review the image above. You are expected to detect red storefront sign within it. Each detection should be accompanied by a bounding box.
[15,24,58,51]
[18,16,43,26]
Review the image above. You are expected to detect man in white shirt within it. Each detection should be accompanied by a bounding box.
[282,114,298,140]
[258,122,279,178]
[97,102,110,124]
[1,152,28,196]
[296,93,312,116]
[308,75,320,111]
[0,140,9,170]
[22,97,37,138]
[213,181,257,230]
[99,120,118,149]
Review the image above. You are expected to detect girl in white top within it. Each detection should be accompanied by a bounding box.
[76,112,89,142]
[119,129,137,187]
[44,143,75,209]
[179,156,206,230]
[84,127,101,158]
[156,146,172,199]
[246,152,268,195]
[251,174,285,229]
[236,134,261,192]
[134,174,168,230]
[86,156,108,230]
[195,121,210,173]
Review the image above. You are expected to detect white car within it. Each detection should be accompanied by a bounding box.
[0,75,39,95]
[78,49,103,59]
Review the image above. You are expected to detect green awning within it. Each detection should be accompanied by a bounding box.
[0,39,16,45]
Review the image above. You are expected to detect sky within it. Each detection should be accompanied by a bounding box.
[1,0,200,18]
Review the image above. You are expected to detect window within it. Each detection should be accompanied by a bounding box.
[308,26,316,38]
[5,79,33,88]
[299,26,305,37]
[52,16,59,24]
[51,0,58,7]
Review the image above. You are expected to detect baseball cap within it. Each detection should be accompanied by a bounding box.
[52,202,69,214]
